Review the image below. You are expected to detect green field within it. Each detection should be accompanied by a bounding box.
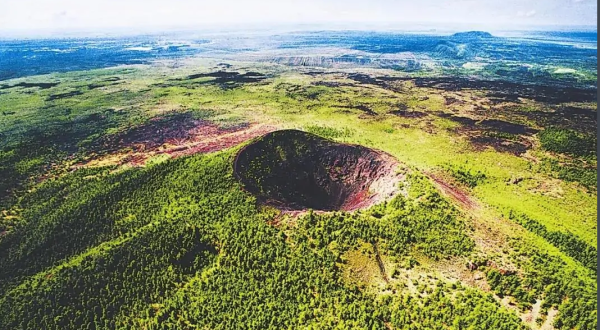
[0,58,596,329]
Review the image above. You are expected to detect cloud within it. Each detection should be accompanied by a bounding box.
[53,11,68,19]
[572,0,586,3]
[517,10,537,17]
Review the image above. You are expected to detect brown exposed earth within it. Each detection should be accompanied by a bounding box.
[164,124,276,159]
[76,114,277,168]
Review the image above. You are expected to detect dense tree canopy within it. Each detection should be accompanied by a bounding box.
[0,150,534,330]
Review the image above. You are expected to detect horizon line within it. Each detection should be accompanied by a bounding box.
[0,21,597,40]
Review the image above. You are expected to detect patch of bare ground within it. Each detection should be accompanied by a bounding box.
[75,114,278,168]
[164,124,276,158]
[541,308,559,330]
[497,298,559,330]
[527,177,565,199]
[433,258,490,292]
[388,255,556,329]
[516,300,559,330]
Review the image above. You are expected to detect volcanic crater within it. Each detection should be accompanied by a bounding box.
[234,130,404,211]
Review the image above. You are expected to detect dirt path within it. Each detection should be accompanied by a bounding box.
[424,171,478,210]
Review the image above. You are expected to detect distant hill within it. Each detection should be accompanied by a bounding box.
[451,31,494,39]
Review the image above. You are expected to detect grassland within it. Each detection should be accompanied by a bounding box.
[0,56,596,329]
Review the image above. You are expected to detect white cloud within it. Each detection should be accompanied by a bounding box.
[517,10,537,17]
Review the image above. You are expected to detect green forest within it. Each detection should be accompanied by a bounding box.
[0,150,527,329]
[0,146,596,329]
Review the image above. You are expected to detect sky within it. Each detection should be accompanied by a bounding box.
[0,0,597,36]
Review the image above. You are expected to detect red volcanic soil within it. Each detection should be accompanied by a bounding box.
[234,129,404,212]
[77,114,277,167]
[425,171,477,210]
[164,124,276,159]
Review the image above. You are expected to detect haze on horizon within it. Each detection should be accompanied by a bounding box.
[0,0,597,37]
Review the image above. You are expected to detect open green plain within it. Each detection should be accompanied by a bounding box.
[0,57,596,329]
